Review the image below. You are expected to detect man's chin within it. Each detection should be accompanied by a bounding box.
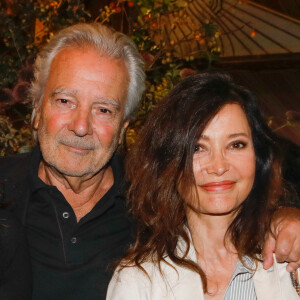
[55,169,90,177]
[46,160,96,178]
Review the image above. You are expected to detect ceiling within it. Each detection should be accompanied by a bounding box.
[252,0,300,20]
[170,0,300,58]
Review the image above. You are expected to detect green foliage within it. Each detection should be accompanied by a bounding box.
[0,0,223,154]
[0,1,35,87]
[0,0,92,156]
[0,104,33,156]
[0,0,91,89]
[35,0,91,36]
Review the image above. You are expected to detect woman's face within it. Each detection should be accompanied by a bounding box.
[191,103,256,216]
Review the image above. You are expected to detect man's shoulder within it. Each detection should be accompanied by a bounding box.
[0,151,33,217]
[0,151,32,178]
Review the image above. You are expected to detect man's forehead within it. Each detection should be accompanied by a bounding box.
[44,47,129,112]
[52,46,125,67]
[49,47,129,80]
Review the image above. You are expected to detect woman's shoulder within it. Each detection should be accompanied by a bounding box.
[107,263,154,299]
[110,261,162,286]
[107,257,204,300]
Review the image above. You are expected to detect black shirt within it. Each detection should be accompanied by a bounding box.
[0,210,32,300]
[25,148,133,300]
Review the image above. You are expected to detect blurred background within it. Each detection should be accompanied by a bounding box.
[0,0,299,157]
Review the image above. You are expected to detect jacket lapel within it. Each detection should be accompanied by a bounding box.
[253,258,299,300]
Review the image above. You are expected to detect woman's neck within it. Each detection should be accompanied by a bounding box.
[186,208,235,257]
[186,208,238,299]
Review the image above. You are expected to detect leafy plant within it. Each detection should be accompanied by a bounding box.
[0,0,222,154]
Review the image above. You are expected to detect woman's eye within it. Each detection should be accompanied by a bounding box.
[230,141,246,149]
[194,144,204,152]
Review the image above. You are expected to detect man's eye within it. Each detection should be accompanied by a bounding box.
[99,108,111,114]
[55,98,76,110]
[58,99,68,104]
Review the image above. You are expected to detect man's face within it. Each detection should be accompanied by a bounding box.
[34,47,129,178]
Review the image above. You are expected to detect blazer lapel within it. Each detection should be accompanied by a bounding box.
[253,258,299,300]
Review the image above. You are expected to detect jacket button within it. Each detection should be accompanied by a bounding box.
[62,212,70,219]
[70,237,77,244]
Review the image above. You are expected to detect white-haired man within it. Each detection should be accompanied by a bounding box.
[0,23,145,299]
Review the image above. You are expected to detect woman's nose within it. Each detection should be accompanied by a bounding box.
[206,152,229,176]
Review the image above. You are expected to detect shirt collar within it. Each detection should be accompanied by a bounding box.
[232,256,255,278]
[28,146,47,193]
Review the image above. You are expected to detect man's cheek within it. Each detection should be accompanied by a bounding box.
[95,123,118,144]
[44,114,69,133]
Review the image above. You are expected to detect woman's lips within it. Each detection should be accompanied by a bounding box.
[200,180,235,191]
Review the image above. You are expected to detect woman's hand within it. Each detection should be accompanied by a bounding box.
[263,207,300,272]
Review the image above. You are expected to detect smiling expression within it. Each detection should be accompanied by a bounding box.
[191,103,256,216]
[34,47,129,178]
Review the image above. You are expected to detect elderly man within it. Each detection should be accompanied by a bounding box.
[1,23,144,299]
[0,23,299,300]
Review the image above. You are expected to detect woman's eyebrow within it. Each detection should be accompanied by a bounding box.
[199,132,249,140]
[228,133,249,138]
[199,134,209,140]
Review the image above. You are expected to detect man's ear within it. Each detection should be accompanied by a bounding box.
[33,107,41,129]
[119,120,129,144]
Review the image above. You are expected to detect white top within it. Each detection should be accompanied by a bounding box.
[107,237,299,300]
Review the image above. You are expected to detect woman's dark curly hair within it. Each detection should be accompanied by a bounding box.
[123,72,289,291]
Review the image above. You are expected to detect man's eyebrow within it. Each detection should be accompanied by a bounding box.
[95,98,120,108]
[50,90,120,109]
[51,89,77,97]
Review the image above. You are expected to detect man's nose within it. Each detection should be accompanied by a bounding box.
[206,151,229,176]
[68,108,92,137]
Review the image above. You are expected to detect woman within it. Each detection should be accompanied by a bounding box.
[107,72,299,299]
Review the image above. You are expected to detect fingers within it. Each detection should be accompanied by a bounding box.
[286,262,300,273]
[263,233,275,270]
[274,232,298,262]
[268,207,300,272]
[275,221,300,264]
